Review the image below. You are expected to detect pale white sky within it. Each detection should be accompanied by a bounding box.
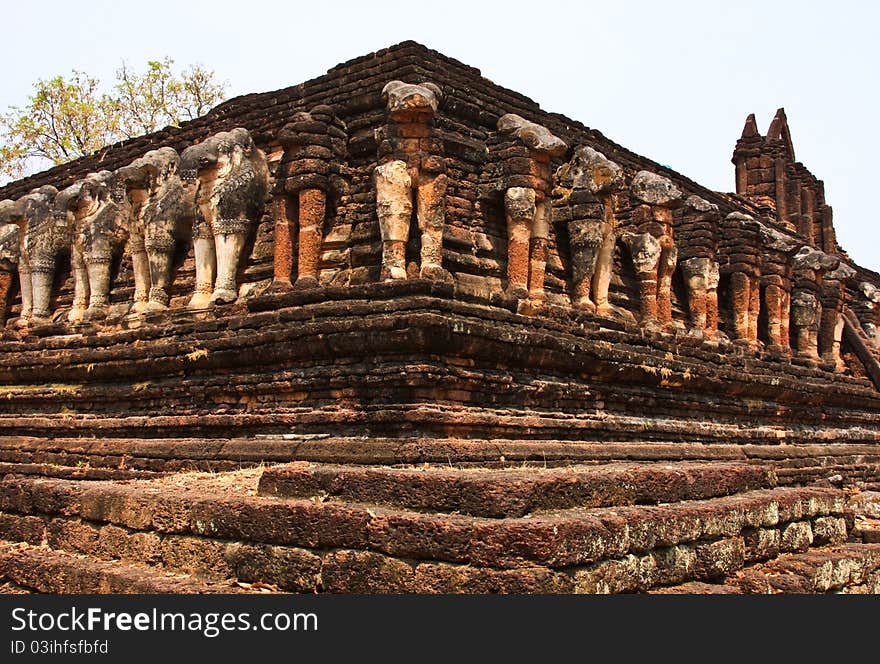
[1,0,877,270]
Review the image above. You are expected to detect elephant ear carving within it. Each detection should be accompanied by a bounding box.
[420,82,442,102]
[228,127,254,156]
[381,80,405,104]
[0,223,20,268]
[217,159,260,223]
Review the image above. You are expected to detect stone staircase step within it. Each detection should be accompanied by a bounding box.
[0,471,847,574]
[848,491,880,544]
[847,490,880,518]
[2,437,879,487]
[650,581,743,594]
[0,579,34,594]
[0,462,159,482]
[651,544,880,593]
[0,541,255,594]
[257,461,776,517]
[852,521,880,543]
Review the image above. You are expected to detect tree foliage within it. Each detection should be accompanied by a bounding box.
[0,58,226,180]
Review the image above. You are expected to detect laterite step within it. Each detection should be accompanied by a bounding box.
[652,544,880,593]
[0,462,160,482]
[0,468,851,593]
[852,521,880,543]
[257,461,776,517]
[0,541,256,594]
[3,437,879,489]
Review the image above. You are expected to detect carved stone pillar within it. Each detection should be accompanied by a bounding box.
[272,105,348,291]
[758,224,801,351]
[819,263,856,369]
[675,195,721,339]
[622,171,682,331]
[373,81,450,283]
[790,246,839,363]
[491,113,566,301]
[791,290,821,361]
[800,185,816,244]
[553,146,624,315]
[820,205,837,255]
[719,212,762,346]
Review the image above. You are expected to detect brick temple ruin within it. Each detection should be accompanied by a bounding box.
[0,42,878,594]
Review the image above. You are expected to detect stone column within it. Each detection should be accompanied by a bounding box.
[67,243,89,324]
[790,246,839,363]
[271,194,293,287]
[799,185,816,244]
[272,106,348,291]
[504,187,535,299]
[374,81,450,283]
[296,188,327,288]
[720,212,762,347]
[553,145,625,315]
[622,171,682,331]
[375,160,413,281]
[675,195,721,340]
[791,290,821,361]
[821,205,837,255]
[757,224,800,352]
[774,157,788,223]
[819,263,856,369]
[493,113,567,302]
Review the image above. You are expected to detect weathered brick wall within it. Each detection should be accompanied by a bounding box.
[0,41,877,425]
[4,41,871,330]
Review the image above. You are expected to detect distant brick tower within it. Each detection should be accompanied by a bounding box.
[732,108,837,254]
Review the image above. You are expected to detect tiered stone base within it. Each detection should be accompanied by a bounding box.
[1,282,878,593]
[1,451,878,594]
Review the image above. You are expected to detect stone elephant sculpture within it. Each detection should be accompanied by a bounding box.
[554,145,625,315]
[49,171,129,323]
[180,127,268,308]
[0,199,25,324]
[0,200,22,324]
[17,185,60,324]
[374,80,448,282]
[117,147,190,313]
